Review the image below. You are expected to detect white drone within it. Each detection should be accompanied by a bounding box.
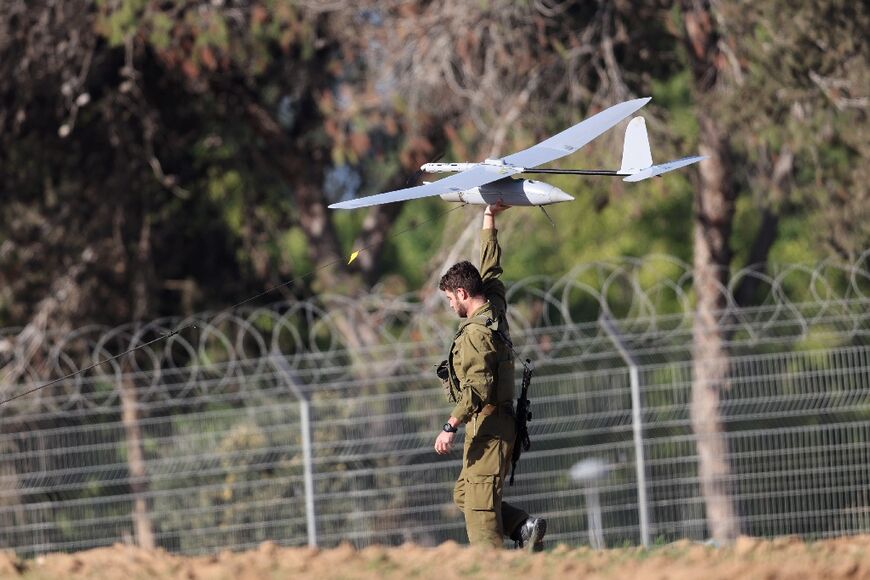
[328,98,704,211]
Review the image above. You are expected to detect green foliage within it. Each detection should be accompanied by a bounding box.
[717,0,868,262]
[95,0,148,45]
[383,198,448,290]
[207,169,245,234]
[496,171,695,283]
[5,0,863,334]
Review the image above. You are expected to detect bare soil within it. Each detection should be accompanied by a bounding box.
[2,535,870,580]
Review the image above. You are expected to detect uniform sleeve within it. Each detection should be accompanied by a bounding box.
[450,327,498,423]
[479,229,507,316]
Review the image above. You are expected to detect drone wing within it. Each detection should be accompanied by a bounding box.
[328,163,523,209]
[501,97,651,168]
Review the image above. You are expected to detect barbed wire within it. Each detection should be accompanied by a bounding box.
[0,250,867,412]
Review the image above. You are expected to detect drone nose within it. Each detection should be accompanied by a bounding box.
[548,189,574,204]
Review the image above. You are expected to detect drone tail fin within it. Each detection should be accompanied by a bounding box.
[619,117,653,174]
[619,116,706,182]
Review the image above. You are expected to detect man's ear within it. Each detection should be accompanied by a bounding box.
[455,288,469,300]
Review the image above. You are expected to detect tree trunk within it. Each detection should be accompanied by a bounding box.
[120,212,155,548]
[681,0,740,544]
[119,375,154,549]
[690,114,740,544]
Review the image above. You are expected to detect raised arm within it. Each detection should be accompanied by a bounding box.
[480,203,509,314]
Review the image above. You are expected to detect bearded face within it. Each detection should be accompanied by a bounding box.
[443,289,469,318]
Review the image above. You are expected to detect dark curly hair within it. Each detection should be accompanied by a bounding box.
[439,261,483,296]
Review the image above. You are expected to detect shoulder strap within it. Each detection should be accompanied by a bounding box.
[456,312,532,373]
[456,313,493,336]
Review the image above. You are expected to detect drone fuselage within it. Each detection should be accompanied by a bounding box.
[437,177,574,206]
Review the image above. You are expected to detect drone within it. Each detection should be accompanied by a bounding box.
[328,97,704,212]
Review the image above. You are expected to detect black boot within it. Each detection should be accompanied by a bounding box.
[511,517,547,552]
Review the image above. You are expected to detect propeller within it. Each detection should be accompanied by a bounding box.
[404,149,446,188]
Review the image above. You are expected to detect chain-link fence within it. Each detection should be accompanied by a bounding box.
[0,254,868,555]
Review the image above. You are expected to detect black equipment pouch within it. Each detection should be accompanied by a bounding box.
[435,359,454,401]
[435,359,450,381]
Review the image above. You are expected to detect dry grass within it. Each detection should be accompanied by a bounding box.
[3,535,870,580]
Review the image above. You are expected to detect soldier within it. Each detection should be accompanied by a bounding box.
[434,202,547,550]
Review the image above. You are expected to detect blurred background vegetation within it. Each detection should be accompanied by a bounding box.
[0,0,866,332]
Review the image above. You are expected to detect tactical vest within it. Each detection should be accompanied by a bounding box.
[445,312,516,410]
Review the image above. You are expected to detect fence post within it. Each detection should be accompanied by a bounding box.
[270,352,317,548]
[599,313,651,548]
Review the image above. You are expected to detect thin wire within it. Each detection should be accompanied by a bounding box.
[0,203,468,407]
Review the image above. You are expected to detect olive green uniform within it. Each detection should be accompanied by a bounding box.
[446,229,529,547]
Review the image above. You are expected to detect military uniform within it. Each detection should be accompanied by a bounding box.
[445,228,529,547]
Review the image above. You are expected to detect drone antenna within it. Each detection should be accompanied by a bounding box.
[539,206,556,229]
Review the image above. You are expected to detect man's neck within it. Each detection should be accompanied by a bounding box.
[464,297,488,318]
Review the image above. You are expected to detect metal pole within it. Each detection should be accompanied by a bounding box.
[585,485,604,549]
[599,313,650,548]
[270,353,317,548]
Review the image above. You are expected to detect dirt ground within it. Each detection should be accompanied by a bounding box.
[2,535,870,580]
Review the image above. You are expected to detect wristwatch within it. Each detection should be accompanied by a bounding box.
[442,422,458,433]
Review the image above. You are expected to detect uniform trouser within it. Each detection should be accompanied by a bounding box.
[453,412,529,547]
